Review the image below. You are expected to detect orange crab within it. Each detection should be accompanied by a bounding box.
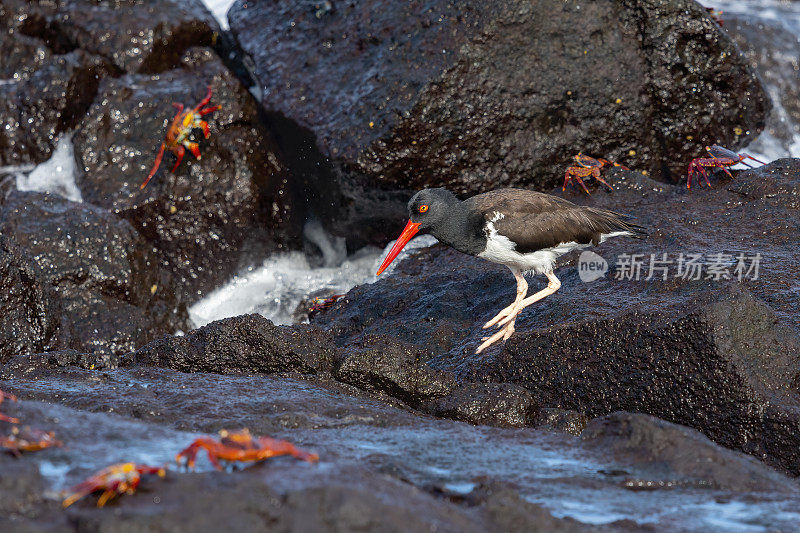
[62,463,166,508]
[686,145,766,189]
[176,429,319,470]
[140,86,222,189]
[563,153,628,194]
[308,293,345,319]
[1,426,63,456]
[0,389,19,424]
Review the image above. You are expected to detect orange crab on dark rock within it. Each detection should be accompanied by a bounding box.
[62,463,166,508]
[176,429,319,470]
[1,426,63,456]
[140,86,222,189]
[0,390,19,424]
[563,153,628,194]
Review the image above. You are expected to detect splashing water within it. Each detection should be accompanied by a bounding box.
[189,226,437,327]
[15,133,83,203]
[200,0,238,30]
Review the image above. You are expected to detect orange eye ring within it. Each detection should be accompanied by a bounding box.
[419,204,429,213]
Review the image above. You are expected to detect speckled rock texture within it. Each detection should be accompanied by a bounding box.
[0,190,188,358]
[230,0,768,197]
[74,48,295,302]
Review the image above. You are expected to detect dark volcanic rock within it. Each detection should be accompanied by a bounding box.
[2,361,800,530]
[132,314,335,375]
[0,0,220,75]
[319,161,800,475]
[0,47,111,166]
[722,12,800,155]
[536,408,589,436]
[0,236,61,361]
[0,190,188,358]
[74,48,295,301]
[474,283,800,470]
[230,0,767,196]
[333,335,456,406]
[582,412,799,493]
[420,382,538,428]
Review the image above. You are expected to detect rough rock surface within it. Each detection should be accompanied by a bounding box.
[582,412,799,493]
[1,362,798,531]
[721,12,800,154]
[132,314,335,375]
[0,236,61,360]
[230,0,767,196]
[74,48,295,301]
[0,0,221,75]
[0,46,111,166]
[420,382,538,428]
[0,190,188,358]
[333,335,456,405]
[317,160,800,474]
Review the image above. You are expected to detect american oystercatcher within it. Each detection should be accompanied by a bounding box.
[376,188,645,353]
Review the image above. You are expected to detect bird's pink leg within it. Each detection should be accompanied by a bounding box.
[483,268,527,329]
[476,272,561,354]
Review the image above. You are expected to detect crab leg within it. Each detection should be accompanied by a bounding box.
[141,143,167,189]
[592,167,614,190]
[183,141,201,160]
[170,145,186,172]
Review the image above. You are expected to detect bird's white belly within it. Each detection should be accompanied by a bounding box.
[478,230,631,275]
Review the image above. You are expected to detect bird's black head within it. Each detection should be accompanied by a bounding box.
[407,188,459,232]
[376,188,460,276]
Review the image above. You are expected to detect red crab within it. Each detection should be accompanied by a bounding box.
[1,426,63,456]
[308,293,345,319]
[62,463,166,508]
[563,153,628,194]
[140,86,221,189]
[706,6,724,26]
[176,429,319,470]
[0,389,19,424]
[686,145,766,189]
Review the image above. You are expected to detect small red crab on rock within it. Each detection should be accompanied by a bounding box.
[1,426,63,456]
[140,86,222,189]
[0,389,19,424]
[62,463,166,508]
[563,153,628,194]
[176,429,319,470]
[686,145,766,189]
[308,293,345,319]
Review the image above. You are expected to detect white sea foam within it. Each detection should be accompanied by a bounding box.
[188,224,437,328]
[200,0,238,30]
[15,133,83,203]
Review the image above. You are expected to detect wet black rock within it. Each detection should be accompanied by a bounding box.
[536,408,589,436]
[333,335,456,406]
[722,13,800,153]
[0,0,220,75]
[132,314,335,375]
[0,236,60,372]
[420,382,538,428]
[0,47,111,166]
[74,48,296,301]
[230,0,767,197]
[0,190,188,358]
[319,161,800,475]
[582,412,800,493]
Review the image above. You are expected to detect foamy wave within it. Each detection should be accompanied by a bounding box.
[15,133,83,203]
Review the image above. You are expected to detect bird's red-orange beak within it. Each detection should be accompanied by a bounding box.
[376,220,421,276]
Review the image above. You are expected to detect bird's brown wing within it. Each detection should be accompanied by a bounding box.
[469,189,645,253]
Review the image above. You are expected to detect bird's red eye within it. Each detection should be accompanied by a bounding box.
[419,204,429,213]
